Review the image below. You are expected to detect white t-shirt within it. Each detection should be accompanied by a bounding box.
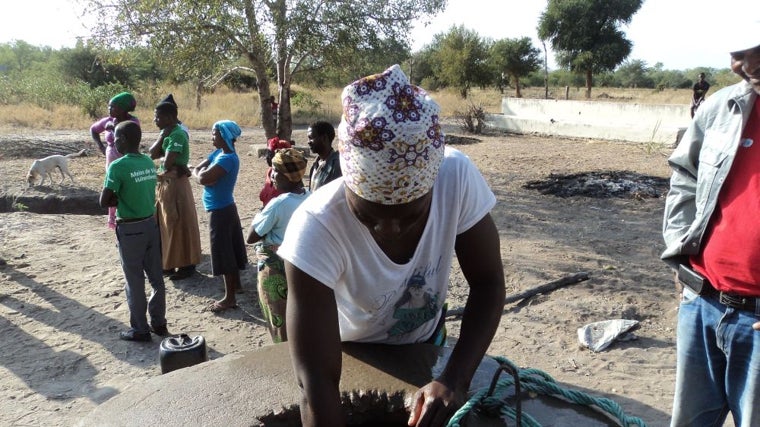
[278,147,496,344]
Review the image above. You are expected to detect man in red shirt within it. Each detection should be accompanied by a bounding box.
[662,22,760,426]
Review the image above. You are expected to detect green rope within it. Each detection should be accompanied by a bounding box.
[447,355,649,427]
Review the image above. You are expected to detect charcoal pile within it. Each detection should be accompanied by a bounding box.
[523,170,670,199]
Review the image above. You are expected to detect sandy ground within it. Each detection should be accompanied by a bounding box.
[0,125,681,426]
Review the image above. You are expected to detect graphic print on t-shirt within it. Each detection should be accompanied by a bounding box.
[387,273,439,338]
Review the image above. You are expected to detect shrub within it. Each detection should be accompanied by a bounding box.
[76,82,130,119]
[455,103,487,134]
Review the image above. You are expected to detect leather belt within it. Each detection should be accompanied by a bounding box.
[718,293,760,312]
[678,264,760,312]
[116,216,153,224]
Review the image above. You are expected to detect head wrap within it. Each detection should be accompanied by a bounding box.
[160,93,177,107]
[155,100,177,117]
[337,64,445,205]
[272,148,307,183]
[213,120,242,152]
[109,92,136,112]
[728,20,760,53]
[267,136,292,151]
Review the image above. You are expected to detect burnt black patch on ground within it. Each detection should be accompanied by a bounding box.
[445,134,481,145]
[523,170,670,199]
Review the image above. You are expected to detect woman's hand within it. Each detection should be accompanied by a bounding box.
[407,380,464,427]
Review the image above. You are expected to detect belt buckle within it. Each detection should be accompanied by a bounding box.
[719,293,752,310]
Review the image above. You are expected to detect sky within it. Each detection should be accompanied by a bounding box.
[0,0,744,71]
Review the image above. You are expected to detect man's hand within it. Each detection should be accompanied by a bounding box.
[753,322,760,331]
[407,380,463,427]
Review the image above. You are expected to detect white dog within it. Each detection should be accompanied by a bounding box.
[27,149,87,187]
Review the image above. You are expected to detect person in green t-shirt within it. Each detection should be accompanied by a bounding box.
[100,121,168,342]
[148,98,202,281]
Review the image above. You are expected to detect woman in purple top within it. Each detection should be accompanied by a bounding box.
[90,92,139,229]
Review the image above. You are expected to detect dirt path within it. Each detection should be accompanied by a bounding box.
[0,127,678,426]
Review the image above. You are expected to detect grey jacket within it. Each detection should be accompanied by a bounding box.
[661,80,757,269]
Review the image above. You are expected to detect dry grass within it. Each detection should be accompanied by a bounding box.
[0,84,694,132]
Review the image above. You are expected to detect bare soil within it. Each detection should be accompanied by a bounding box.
[0,126,678,426]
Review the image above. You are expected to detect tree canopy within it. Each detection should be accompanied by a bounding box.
[84,0,445,139]
[490,37,541,98]
[414,25,492,98]
[538,0,643,98]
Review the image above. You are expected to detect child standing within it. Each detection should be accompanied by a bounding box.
[192,120,248,313]
[99,121,168,342]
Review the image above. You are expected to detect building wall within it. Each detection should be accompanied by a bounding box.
[489,98,691,145]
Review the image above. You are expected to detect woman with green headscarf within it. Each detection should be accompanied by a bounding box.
[90,91,139,230]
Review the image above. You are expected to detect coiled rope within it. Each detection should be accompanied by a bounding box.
[447,355,649,427]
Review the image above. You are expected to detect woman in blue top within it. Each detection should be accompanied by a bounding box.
[192,120,248,313]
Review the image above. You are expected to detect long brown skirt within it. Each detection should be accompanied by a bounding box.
[156,174,202,270]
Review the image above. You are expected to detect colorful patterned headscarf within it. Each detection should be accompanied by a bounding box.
[213,120,242,152]
[337,64,445,205]
[272,148,307,183]
[109,92,136,112]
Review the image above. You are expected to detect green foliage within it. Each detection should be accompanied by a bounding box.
[222,71,258,92]
[425,25,493,98]
[409,48,440,88]
[538,0,644,96]
[84,0,445,140]
[290,90,322,112]
[58,44,164,88]
[713,68,745,88]
[78,82,130,118]
[0,72,79,108]
[0,41,56,74]
[297,38,412,88]
[615,59,654,88]
[490,37,541,97]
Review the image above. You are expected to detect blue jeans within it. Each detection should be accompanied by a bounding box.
[672,287,760,427]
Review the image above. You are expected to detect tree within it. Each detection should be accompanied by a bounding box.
[409,46,440,90]
[0,41,54,74]
[57,43,160,88]
[84,0,445,140]
[490,37,541,98]
[615,59,652,88]
[428,25,492,98]
[537,0,643,99]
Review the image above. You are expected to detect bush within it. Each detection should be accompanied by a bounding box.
[290,90,322,113]
[455,103,487,134]
[76,82,130,119]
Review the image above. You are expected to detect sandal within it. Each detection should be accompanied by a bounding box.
[206,301,237,313]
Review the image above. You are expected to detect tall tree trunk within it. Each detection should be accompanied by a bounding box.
[542,41,549,99]
[277,75,293,141]
[195,79,203,110]
[514,75,522,98]
[253,66,275,139]
[585,68,593,99]
[273,0,292,141]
